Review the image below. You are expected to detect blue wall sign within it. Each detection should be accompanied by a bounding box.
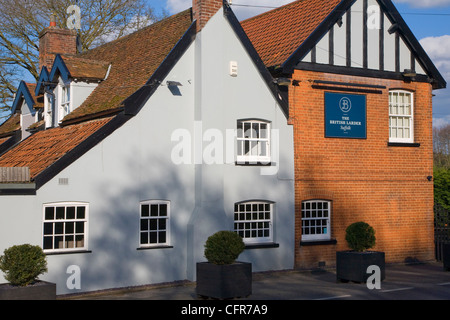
[325,92,367,139]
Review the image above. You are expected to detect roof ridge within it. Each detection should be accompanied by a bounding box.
[241,0,306,23]
[79,8,193,58]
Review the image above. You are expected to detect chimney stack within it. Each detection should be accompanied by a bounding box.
[192,0,224,33]
[39,15,77,71]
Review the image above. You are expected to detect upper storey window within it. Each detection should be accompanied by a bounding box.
[58,83,71,123]
[389,90,414,143]
[236,119,271,164]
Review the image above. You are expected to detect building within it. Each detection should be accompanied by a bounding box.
[0,0,445,295]
[242,0,446,268]
[0,1,294,294]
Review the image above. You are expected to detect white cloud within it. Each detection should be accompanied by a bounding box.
[394,0,450,8]
[420,35,450,127]
[420,35,450,81]
[230,0,294,20]
[165,0,294,20]
[166,0,190,13]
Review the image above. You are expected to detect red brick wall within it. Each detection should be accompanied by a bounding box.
[192,0,223,33]
[290,70,435,268]
[39,27,77,70]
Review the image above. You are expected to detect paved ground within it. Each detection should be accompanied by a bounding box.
[61,261,450,300]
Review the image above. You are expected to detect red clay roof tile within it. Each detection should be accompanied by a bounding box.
[0,113,20,138]
[241,0,341,68]
[62,9,193,122]
[0,117,112,178]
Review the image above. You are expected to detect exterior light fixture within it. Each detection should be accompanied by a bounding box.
[166,81,182,87]
[274,78,291,86]
[402,69,416,78]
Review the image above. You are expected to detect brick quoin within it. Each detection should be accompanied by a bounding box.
[290,69,434,269]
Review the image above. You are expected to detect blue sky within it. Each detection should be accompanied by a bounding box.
[152,0,450,127]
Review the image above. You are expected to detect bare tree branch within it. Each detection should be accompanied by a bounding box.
[0,0,163,117]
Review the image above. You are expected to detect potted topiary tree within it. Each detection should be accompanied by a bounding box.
[196,231,251,299]
[0,244,56,300]
[336,222,385,283]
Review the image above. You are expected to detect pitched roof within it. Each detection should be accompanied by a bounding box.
[241,0,341,69]
[59,56,110,81]
[242,0,446,89]
[0,117,112,179]
[11,81,44,114]
[0,9,196,190]
[0,113,20,138]
[62,8,193,123]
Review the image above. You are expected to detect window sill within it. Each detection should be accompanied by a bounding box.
[300,239,337,246]
[45,250,92,256]
[244,242,279,249]
[235,161,274,167]
[137,245,174,250]
[388,142,420,147]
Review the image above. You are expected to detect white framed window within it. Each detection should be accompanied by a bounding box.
[44,92,54,128]
[58,83,71,123]
[389,90,414,143]
[301,200,331,241]
[43,202,88,253]
[234,201,273,244]
[139,200,170,247]
[237,119,271,164]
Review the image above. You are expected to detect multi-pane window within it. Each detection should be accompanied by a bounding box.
[301,200,331,241]
[237,120,271,163]
[140,201,170,247]
[234,201,273,244]
[59,84,71,122]
[43,203,88,252]
[389,90,413,143]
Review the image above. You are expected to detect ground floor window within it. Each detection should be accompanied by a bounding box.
[43,202,88,252]
[140,200,170,247]
[234,201,273,244]
[301,200,331,241]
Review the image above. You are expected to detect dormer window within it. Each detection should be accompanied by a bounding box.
[44,91,54,128]
[58,82,71,123]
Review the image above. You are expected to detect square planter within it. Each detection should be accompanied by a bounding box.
[196,261,252,299]
[0,281,56,300]
[336,251,385,283]
[443,243,450,271]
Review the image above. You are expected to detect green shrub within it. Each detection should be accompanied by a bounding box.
[0,244,48,286]
[345,222,376,252]
[204,231,245,265]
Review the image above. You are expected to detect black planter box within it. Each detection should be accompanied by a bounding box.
[336,251,385,283]
[0,281,56,300]
[443,243,450,271]
[196,262,252,299]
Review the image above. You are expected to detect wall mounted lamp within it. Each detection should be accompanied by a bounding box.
[274,78,291,86]
[402,69,417,78]
[166,81,183,87]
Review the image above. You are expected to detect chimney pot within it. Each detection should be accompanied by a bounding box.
[50,14,57,27]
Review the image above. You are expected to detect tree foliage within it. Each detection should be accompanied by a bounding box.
[434,124,450,211]
[345,221,376,252]
[204,231,245,265]
[0,244,48,286]
[434,124,450,170]
[434,168,450,211]
[0,0,165,118]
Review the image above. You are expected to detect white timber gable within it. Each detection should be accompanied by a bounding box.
[299,0,428,76]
